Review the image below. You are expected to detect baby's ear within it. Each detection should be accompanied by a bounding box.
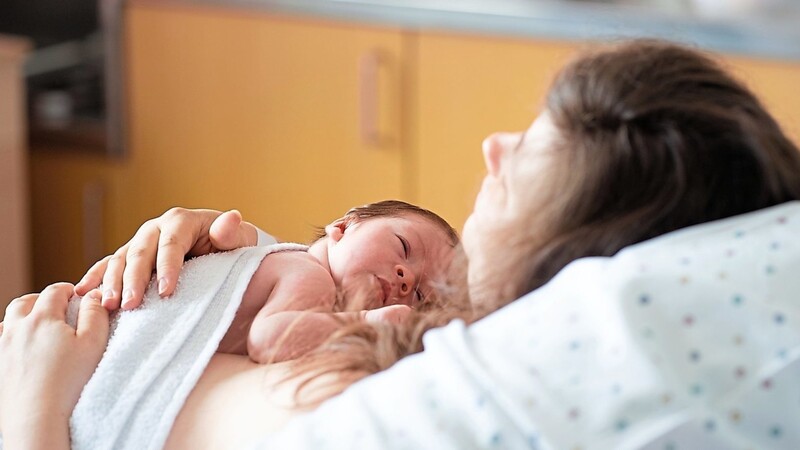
[325,219,348,243]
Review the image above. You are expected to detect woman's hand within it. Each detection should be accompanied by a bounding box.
[75,208,259,310]
[0,283,109,449]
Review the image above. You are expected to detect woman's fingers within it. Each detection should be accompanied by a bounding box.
[75,255,112,296]
[209,210,259,250]
[76,207,249,311]
[152,208,255,298]
[0,283,109,433]
[4,293,39,324]
[30,283,75,320]
[152,210,207,299]
[101,247,129,310]
[76,290,110,347]
[119,221,163,310]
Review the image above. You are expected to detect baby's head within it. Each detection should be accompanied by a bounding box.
[308,200,460,310]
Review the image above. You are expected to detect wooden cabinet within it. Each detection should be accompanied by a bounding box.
[28,4,800,287]
[29,151,125,288]
[124,4,412,243]
[413,33,800,230]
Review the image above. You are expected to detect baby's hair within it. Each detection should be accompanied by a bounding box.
[313,199,460,247]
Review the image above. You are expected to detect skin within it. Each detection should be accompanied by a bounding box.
[463,112,557,305]
[309,214,453,309]
[222,214,454,362]
[0,284,109,450]
[75,208,261,311]
[0,114,553,447]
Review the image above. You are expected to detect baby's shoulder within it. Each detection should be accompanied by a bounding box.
[261,250,335,306]
[263,250,330,280]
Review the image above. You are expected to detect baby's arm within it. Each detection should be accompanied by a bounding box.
[248,310,344,363]
[242,251,342,363]
[249,306,415,363]
[218,250,415,364]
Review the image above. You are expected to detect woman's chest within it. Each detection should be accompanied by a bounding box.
[163,355,302,450]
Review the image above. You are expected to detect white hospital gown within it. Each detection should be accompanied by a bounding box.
[251,202,800,450]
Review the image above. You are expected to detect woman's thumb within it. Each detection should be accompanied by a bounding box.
[209,210,258,250]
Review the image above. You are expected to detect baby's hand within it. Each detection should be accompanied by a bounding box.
[362,305,413,326]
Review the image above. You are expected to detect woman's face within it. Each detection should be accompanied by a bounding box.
[461,112,559,303]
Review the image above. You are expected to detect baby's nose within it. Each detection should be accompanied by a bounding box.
[394,264,415,297]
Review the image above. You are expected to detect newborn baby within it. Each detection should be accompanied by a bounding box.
[212,200,458,363]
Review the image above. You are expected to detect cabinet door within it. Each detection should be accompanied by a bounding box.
[414,33,577,230]
[29,151,124,288]
[126,5,410,242]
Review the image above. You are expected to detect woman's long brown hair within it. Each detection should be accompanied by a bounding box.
[284,39,800,406]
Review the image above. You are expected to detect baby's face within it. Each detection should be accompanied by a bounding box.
[325,215,455,309]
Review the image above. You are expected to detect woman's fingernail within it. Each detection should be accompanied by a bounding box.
[103,289,115,301]
[121,289,133,309]
[158,278,168,296]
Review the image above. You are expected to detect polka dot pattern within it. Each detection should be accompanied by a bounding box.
[252,202,800,449]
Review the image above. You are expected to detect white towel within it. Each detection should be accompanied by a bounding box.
[0,243,305,450]
[73,243,307,450]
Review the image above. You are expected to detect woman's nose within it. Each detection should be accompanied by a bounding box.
[394,264,416,297]
[482,132,517,176]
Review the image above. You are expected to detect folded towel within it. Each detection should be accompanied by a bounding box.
[0,243,305,450]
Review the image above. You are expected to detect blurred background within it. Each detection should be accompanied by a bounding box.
[2,0,800,311]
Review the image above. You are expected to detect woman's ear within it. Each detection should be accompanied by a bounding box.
[325,219,348,243]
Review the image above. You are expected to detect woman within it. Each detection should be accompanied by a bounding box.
[3,39,800,448]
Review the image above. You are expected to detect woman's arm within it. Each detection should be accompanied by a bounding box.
[0,284,109,450]
[75,208,261,311]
